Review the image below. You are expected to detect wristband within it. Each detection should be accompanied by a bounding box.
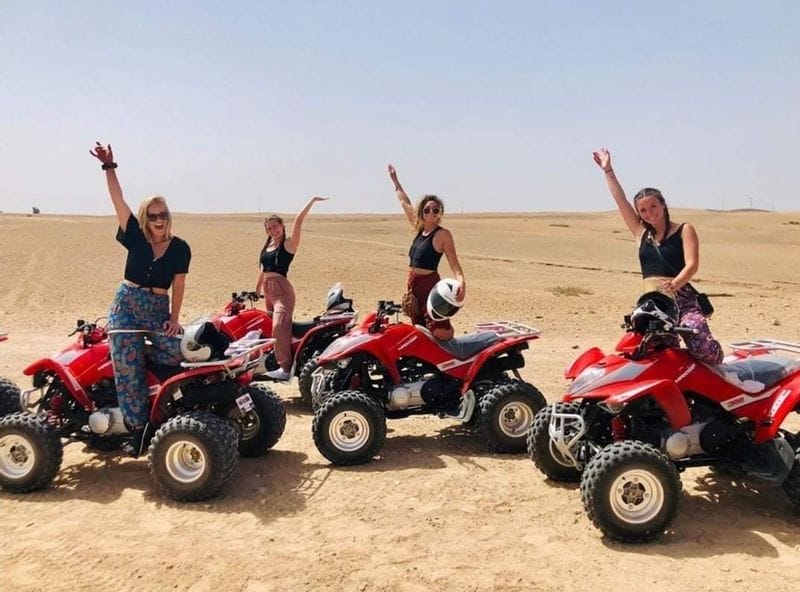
[603,168,613,174]
[101,162,118,170]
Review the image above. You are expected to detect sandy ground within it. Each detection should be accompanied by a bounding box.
[0,210,799,591]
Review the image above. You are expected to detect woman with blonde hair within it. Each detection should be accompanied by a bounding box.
[255,197,328,381]
[90,142,191,456]
[388,164,465,340]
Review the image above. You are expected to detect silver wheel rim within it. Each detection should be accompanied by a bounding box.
[328,410,370,452]
[231,409,260,442]
[0,434,36,480]
[164,439,207,483]
[497,401,533,438]
[609,468,665,524]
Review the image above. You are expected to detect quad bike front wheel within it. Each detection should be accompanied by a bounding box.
[0,377,23,417]
[225,384,287,457]
[527,402,582,482]
[580,440,681,543]
[149,412,239,502]
[0,412,62,493]
[312,390,386,465]
[479,379,546,453]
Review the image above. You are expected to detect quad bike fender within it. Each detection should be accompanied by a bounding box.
[461,335,537,393]
[565,347,605,380]
[22,358,94,410]
[597,378,691,429]
[316,331,402,384]
[753,376,800,444]
[294,319,351,357]
[148,364,240,424]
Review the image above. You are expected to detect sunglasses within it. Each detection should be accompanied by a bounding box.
[423,206,441,215]
[147,211,170,222]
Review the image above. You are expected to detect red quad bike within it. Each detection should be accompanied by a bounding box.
[0,318,286,502]
[309,299,546,465]
[527,292,800,543]
[0,333,23,416]
[214,283,357,404]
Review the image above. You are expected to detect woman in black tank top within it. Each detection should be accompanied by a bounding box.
[593,148,722,365]
[255,196,328,381]
[388,164,466,340]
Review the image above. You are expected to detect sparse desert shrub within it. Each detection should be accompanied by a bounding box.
[549,285,593,297]
[549,223,570,228]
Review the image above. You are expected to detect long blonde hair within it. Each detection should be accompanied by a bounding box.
[413,195,444,233]
[137,196,172,243]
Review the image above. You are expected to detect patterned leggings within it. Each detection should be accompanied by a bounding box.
[661,285,723,365]
[107,283,183,427]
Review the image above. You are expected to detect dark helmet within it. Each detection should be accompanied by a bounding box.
[181,319,231,362]
[426,278,464,322]
[630,291,680,333]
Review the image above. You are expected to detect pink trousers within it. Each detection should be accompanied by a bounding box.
[264,275,296,371]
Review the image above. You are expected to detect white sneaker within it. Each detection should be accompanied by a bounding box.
[265,368,291,381]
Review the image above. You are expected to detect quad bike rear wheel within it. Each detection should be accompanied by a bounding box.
[782,444,800,507]
[580,440,681,543]
[479,379,546,453]
[312,390,386,465]
[527,402,582,482]
[297,355,320,408]
[0,412,62,492]
[149,412,239,502]
[225,384,286,457]
[0,377,23,417]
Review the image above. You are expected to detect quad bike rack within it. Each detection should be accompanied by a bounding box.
[473,321,540,337]
[729,339,800,356]
[181,336,274,370]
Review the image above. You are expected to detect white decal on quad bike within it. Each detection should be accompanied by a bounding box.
[721,386,778,411]
[437,356,476,372]
[397,334,418,351]
[766,389,792,420]
[675,363,696,384]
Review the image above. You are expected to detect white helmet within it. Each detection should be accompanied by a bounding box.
[325,282,353,314]
[426,278,464,321]
[181,321,231,362]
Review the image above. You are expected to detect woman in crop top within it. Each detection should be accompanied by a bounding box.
[90,142,192,456]
[593,148,722,364]
[255,196,328,381]
[388,164,465,340]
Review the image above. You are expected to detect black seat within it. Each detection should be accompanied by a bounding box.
[148,362,186,382]
[292,320,317,338]
[717,355,800,392]
[416,326,502,359]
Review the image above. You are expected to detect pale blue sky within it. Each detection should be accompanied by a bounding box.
[1,1,798,215]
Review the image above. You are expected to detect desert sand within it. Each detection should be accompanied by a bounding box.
[1,209,799,592]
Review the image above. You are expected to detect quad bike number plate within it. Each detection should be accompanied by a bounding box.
[236,393,255,414]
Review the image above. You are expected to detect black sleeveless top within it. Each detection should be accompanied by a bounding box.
[260,241,294,277]
[408,227,443,271]
[639,223,686,278]
[116,214,191,289]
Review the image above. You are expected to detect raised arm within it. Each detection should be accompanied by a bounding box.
[438,229,466,301]
[388,164,416,226]
[90,142,132,230]
[285,196,328,253]
[592,148,642,238]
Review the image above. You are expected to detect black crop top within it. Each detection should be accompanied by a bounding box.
[408,227,443,271]
[260,241,294,277]
[116,214,191,289]
[639,224,686,278]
